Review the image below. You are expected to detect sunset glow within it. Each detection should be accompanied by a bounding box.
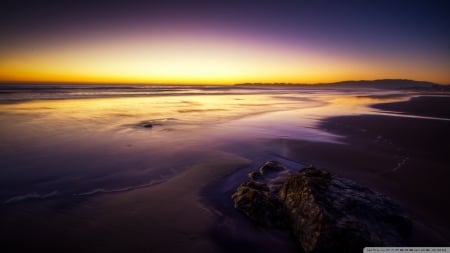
[1,1,449,84]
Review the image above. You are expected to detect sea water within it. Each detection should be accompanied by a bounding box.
[0,84,410,204]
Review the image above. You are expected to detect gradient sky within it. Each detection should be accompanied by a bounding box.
[0,0,449,84]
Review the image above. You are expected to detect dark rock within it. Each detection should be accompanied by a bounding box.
[259,160,287,176]
[232,161,291,228]
[232,162,412,253]
[232,181,288,229]
[143,123,153,128]
[248,171,263,181]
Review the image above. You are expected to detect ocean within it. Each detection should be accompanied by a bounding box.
[0,84,411,204]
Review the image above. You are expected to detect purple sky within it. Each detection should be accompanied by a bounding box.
[1,0,449,84]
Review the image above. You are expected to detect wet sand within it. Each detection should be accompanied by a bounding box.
[275,96,450,245]
[372,95,450,118]
[1,151,252,252]
[205,95,450,250]
[1,94,449,252]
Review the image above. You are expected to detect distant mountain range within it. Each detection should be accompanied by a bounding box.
[236,79,449,90]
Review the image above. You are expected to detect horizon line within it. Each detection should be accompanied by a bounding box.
[0,78,447,86]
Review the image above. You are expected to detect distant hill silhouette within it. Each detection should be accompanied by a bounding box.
[236,79,449,90]
[326,79,436,89]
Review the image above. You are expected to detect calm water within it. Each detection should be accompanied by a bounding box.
[0,84,412,204]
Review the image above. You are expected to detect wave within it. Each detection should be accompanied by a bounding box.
[3,178,169,204]
[4,190,60,204]
[0,83,305,102]
[74,178,166,197]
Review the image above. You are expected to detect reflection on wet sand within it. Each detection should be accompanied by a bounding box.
[0,89,420,203]
[1,86,448,252]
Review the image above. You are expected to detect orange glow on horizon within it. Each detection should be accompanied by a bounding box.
[1,33,449,85]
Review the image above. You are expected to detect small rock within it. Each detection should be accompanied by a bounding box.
[259,160,287,176]
[143,123,153,128]
[248,171,263,181]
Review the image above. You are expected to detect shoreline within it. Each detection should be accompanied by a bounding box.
[276,96,450,244]
[371,95,450,119]
[204,95,450,251]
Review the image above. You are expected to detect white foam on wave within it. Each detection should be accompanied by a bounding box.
[74,178,166,197]
[4,190,60,204]
[392,157,409,172]
[373,111,450,122]
[3,171,176,204]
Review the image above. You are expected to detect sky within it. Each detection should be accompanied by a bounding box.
[0,0,449,85]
